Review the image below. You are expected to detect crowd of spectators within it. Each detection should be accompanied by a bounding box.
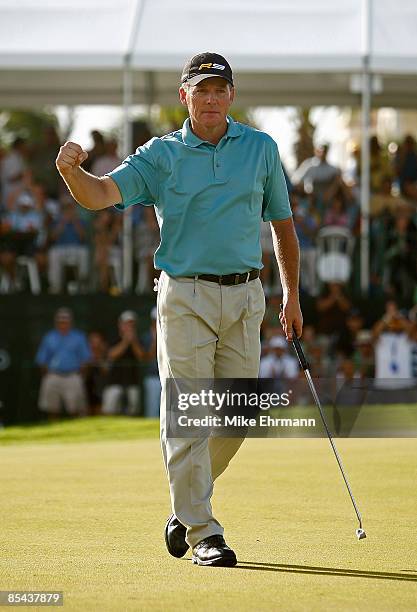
[287,139,416,302]
[2,122,417,421]
[0,127,158,294]
[260,292,417,397]
[259,136,417,302]
[35,307,159,419]
[1,126,416,301]
[33,293,417,421]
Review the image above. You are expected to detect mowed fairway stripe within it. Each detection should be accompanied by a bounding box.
[0,436,416,611]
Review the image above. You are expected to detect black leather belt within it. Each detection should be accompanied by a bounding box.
[188,269,260,286]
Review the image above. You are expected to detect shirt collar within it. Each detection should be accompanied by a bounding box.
[181,115,243,148]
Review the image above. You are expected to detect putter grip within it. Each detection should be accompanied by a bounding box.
[280,303,309,370]
[291,333,309,371]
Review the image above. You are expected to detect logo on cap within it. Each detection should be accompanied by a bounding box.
[181,52,233,86]
[198,63,225,71]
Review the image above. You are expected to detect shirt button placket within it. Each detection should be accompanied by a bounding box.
[214,149,224,182]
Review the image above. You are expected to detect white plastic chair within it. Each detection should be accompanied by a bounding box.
[108,253,123,291]
[16,256,41,294]
[0,272,12,293]
[316,226,354,284]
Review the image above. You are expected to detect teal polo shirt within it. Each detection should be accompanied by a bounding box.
[107,116,291,276]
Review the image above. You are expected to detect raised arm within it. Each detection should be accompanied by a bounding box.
[56,141,122,210]
[270,217,303,340]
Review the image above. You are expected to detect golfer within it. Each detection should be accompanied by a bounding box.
[56,52,303,567]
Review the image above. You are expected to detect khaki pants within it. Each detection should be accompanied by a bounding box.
[157,271,265,547]
[38,372,87,415]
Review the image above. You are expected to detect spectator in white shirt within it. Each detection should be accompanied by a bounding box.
[372,300,414,389]
[292,144,341,202]
[259,335,299,380]
[0,137,28,205]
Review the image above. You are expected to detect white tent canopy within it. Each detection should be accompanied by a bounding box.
[1,0,417,108]
[2,0,417,293]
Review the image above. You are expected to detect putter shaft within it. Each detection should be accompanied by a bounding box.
[303,366,364,532]
[284,312,366,538]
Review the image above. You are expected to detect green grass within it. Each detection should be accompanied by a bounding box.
[1,403,415,446]
[0,419,416,611]
[0,416,159,445]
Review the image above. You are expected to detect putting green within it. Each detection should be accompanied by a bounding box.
[0,419,416,611]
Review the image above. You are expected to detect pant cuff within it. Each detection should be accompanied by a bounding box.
[186,523,224,548]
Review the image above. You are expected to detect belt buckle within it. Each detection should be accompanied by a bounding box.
[219,275,223,285]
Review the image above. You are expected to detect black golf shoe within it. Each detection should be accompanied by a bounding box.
[192,535,237,567]
[164,514,189,558]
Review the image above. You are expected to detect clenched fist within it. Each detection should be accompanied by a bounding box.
[56,142,88,176]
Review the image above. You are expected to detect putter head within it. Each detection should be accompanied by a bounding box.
[356,528,366,540]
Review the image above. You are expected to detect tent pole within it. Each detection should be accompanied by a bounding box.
[120,0,146,292]
[122,64,133,292]
[360,73,371,294]
[360,0,372,295]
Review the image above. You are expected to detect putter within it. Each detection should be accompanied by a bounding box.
[281,307,366,540]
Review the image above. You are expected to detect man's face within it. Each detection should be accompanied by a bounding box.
[62,205,76,221]
[119,319,136,336]
[56,317,71,335]
[89,332,105,353]
[179,77,234,130]
[347,315,363,333]
[386,300,399,318]
[18,204,31,216]
[315,146,328,161]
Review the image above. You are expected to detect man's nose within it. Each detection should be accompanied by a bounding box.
[205,92,218,103]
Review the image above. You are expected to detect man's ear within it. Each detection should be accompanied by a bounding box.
[179,86,187,106]
[229,86,235,105]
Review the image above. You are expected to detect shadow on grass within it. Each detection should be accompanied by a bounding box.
[234,561,417,582]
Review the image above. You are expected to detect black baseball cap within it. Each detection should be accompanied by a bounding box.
[181,52,234,87]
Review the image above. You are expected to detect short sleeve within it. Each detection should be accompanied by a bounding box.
[106,138,159,211]
[262,139,292,222]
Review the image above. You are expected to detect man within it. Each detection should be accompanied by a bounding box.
[48,198,89,294]
[35,308,91,418]
[55,52,303,567]
[0,189,43,291]
[0,137,27,203]
[372,300,414,390]
[259,335,299,380]
[102,310,144,415]
[292,143,341,202]
[291,194,318,295]
[85,330,109,415]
